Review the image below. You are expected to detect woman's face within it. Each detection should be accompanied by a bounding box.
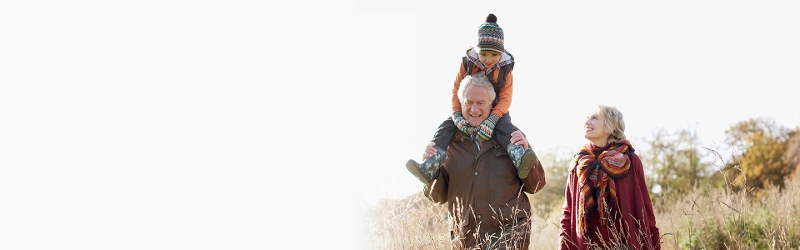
[584,109,610,146]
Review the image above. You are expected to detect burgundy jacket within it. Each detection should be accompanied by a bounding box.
[425,131,546,249]
[559,145,661,249]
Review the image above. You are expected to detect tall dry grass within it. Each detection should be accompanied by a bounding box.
[363,161,800,249]
[654,161,800,249]
[361,193,451,249]
[361,191,566,249]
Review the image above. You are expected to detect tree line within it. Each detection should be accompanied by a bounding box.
[530,116,800,209]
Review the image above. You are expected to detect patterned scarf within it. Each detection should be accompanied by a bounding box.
[453,115,489,142]
[573,140,632,234]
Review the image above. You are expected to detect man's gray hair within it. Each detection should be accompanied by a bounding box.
[458,73,496,104]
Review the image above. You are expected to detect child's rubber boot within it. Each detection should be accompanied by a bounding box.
[507,143,537,178]
[406,146,447,186]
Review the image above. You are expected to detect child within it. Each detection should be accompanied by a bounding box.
[406,13,537,185]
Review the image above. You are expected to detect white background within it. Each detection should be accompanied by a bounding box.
[1,0,798,249]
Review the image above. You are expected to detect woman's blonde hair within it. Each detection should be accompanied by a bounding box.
[597,104,626,145]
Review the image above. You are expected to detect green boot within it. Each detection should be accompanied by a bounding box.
[406,146,447,186]
[507,143,537,178]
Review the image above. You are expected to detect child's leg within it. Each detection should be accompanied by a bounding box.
[431,118,457,149]
[406,117,454,186]
[495,112,537,178]
[493,112,518,150]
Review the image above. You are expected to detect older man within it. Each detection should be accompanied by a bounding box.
[408,73,546,249]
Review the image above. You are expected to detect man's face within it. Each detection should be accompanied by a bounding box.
[461,85,492,127]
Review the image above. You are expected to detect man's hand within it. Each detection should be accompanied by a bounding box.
[510,130,529,149]
[422,142,438,159]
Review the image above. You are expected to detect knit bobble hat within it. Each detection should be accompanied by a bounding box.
[476,13,504,53]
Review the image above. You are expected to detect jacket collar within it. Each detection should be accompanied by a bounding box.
[465,47,514,72]
[454,130,498,153]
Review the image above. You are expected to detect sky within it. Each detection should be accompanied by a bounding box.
[1,1,798,249]
[358,1,800,205]
[0,1,359,249]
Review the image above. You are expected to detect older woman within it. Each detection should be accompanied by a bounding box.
[555,105,660,249]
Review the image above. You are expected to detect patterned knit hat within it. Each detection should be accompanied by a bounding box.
[476,14,504,53]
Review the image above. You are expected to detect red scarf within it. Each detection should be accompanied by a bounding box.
[573,140,632,234]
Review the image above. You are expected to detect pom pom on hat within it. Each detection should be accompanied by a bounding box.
[486,13,497,23]
[476,13,504,53]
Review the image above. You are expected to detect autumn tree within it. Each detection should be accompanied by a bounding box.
[723,117,794,190]
[784,127,800,177]
[527,146,573,213]
[641,126,709,197]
